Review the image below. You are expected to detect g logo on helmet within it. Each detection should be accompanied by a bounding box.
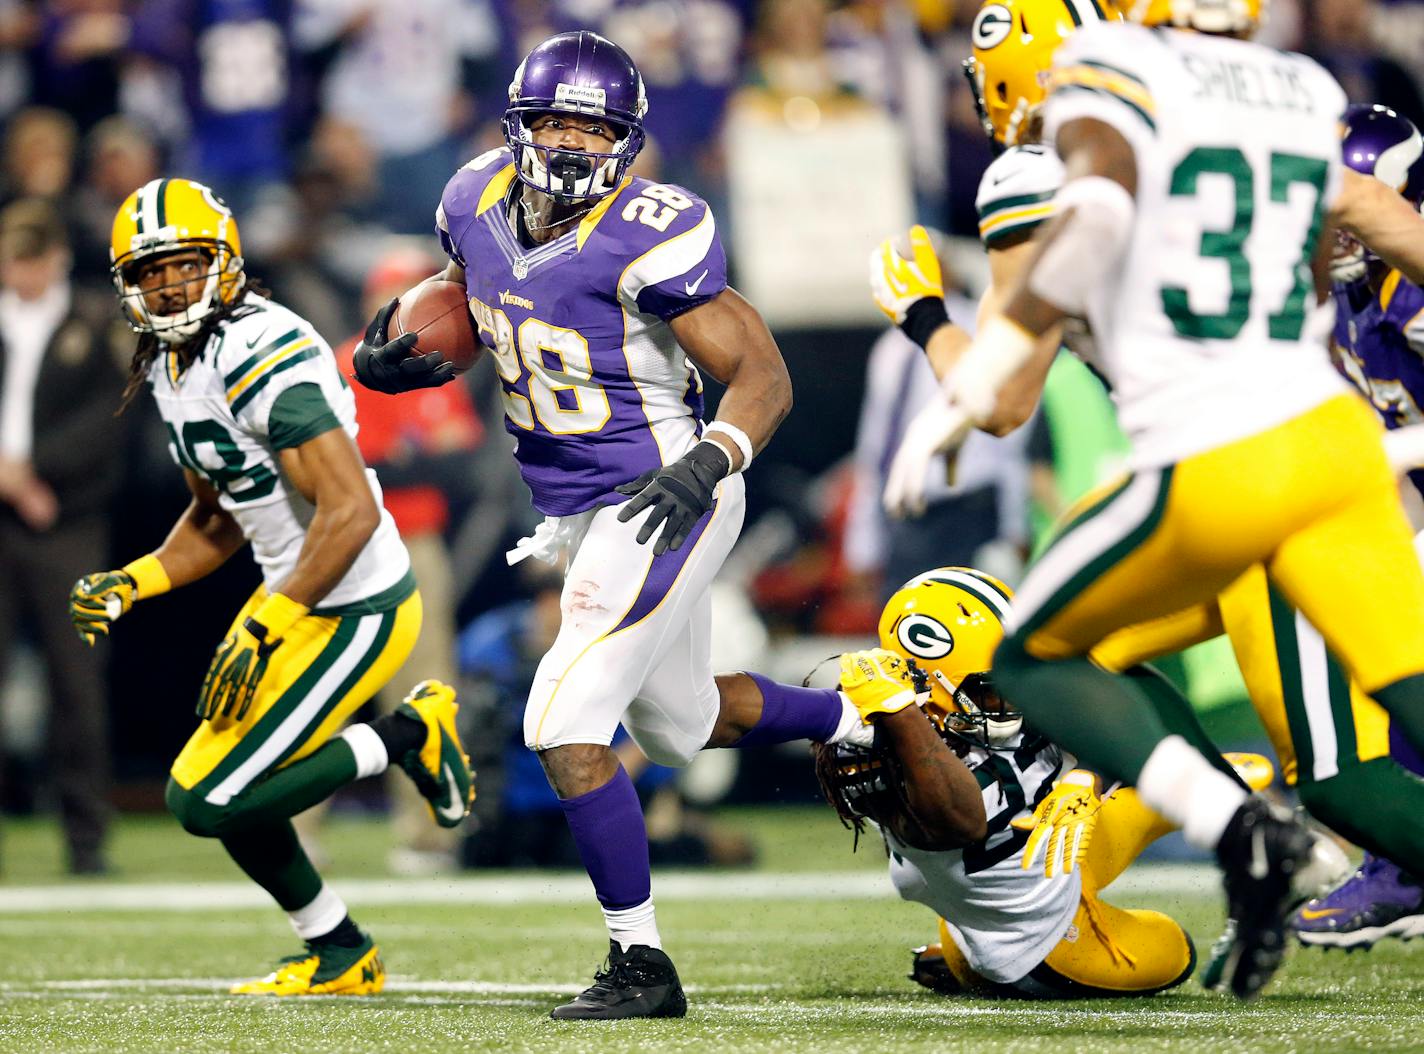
[896,614,955,660]
[972,4,1014,49]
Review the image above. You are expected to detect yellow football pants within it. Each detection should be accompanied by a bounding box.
[1016,395,1424,697]
[936,788,1192,997]
[1090,567,1393,788]
[171,585,422,805]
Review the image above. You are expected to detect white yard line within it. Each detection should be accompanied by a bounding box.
[0,864,1212,915]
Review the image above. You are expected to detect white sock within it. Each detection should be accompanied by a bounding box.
[830,692,874,748]
[340,723,389,779]
[288,883,348,940]
[604,897,662,952]
[1137,735,1248,851]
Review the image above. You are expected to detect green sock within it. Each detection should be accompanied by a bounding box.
[1123,664,1247,789]
[222,822,323,912]
[1299,758,1424,878]
[1372,673,1424,760]
[994,639,1170,785]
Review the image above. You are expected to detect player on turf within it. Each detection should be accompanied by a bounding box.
[877,0,1424,998]
[877,0,1424,981]
[818,568,1280,998]
[1288,104,1424,949]
[68,178,474,996]
[351,31,883,1019]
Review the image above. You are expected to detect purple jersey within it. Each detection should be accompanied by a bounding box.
[437,147,727,515]
[1333,269,1424,497]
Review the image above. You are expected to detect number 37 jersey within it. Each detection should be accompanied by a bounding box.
[437,148,727,516]
[1041,24,1349,469]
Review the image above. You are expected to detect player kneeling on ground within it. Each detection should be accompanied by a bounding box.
[68,178,474,995]
[816,568,1272,997]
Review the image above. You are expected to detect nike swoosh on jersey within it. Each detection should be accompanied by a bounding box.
[685,269,709,296]
[437,763,466,822]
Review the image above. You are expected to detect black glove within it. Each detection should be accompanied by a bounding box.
[616,441,731,555]
[352,298,458,394]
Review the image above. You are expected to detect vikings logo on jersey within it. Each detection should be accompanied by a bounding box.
[436,146,727,517]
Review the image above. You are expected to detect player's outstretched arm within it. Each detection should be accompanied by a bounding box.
[1333,168,1424,288]
[878,706,989,850]
[617,289,792,554]
[951,117,1137,426]
[68,470,245,645]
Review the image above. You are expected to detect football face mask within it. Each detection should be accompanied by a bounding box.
[503,30,648,202]
[110,178,245,343]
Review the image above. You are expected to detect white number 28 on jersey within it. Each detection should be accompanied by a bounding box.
[468,295,612,435]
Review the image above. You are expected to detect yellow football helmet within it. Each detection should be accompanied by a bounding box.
[879,567,1023,745]
[110,177,245,343]
[965,0,1121,148]
[1110,0,1264,35]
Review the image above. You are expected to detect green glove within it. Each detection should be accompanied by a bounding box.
[69,571,138,646]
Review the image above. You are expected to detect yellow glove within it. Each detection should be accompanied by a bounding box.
[68,555,171,645]
[197,592,308,726]
[838,648,922,722]
[1013,769,1102,878]
[868,225,945,325]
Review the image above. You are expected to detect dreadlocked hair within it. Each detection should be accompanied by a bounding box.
[116,277,272,415]
[810,736,915,854]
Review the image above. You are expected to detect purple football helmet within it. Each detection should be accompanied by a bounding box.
[504,31,648,202]
[1342,104,1424,205]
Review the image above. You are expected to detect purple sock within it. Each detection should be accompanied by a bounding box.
[557,766,650,910]
[735,673,844,747]
[1391,724,1424,778]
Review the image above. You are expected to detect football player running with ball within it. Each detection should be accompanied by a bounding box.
[353,31,885,1019]
[877,0,1424,999]
[819,568,1277,998]
[69,179,474,996]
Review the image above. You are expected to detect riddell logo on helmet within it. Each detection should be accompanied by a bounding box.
[896,615,954,660]
[555,83,608,113]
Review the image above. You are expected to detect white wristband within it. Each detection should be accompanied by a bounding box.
[1383,423,1424,475]
[703,422,754,472]
[948,314,1038,423]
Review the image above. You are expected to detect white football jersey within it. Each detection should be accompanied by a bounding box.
[147,294,411,611]
[885,731,1077,984]
[1041,23,1351,468]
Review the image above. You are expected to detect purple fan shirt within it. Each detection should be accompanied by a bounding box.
[1334,270,1424,498]
[437,148,727,516]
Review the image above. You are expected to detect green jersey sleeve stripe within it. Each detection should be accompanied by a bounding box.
[269,383,342,450]
[229,347,321,415]
[983,218,1049,248]
[1078,59,1150,94]
[977,190,1055,221]
[1052,82,1157,133]
[224,328,305,386]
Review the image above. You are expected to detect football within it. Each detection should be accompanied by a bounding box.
[391,278,481,373]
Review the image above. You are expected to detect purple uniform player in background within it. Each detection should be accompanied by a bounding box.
[353,31,879,1020]
[1296,103,1424,948]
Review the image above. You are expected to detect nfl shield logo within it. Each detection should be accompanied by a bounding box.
[513,258,529,280]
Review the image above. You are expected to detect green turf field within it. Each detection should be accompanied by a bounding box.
[1,809,1421,1053]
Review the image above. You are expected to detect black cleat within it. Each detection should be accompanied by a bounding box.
[1213,796,1313,1000]
[550,940,687,1020]
[909,944,962,995]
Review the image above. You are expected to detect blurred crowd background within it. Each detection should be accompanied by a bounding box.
[0,0,1420,875]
